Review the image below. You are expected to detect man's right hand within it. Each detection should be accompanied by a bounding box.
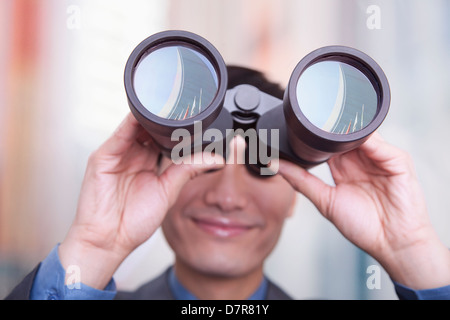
[58,113,223,290]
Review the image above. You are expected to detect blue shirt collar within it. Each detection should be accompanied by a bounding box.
[168,266,268,300]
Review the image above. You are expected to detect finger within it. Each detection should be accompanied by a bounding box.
[358,133,402,162]
[357,133,413,174]
[99,113,142,156]
[277,159,334,217]
[158,153,225,207]
[135,126,154,147]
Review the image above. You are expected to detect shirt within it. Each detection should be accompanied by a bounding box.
[29,245,450,300]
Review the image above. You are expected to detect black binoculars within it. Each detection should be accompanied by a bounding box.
[124,30,390,175]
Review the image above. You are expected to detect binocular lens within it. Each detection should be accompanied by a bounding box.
[296,61,377,134]
[133,45,219,120]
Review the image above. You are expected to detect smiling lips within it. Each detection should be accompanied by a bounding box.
[191,216,256,238]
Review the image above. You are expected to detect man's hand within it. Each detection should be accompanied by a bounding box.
[59,113,223,290]
[278,133,450,290]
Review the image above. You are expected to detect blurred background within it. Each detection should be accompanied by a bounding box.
[1,0,449,300]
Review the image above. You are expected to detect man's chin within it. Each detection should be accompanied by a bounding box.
[182,252,261,279]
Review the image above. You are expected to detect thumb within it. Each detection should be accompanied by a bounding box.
[278,159,335,218]
[158,152,225,207]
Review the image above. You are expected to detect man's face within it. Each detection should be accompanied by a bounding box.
[161,137,296,277]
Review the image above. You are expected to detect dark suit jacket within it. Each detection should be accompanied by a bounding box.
[5,264,293,300]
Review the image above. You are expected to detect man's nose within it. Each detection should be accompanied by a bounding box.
[204,135,249,212]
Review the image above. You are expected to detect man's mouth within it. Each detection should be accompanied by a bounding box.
[191,216,255,238]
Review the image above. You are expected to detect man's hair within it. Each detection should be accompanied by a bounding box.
[227,66,284,100]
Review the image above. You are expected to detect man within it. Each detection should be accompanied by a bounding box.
[6,67,450,300]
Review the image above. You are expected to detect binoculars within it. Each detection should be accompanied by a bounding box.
[124,30,390,174]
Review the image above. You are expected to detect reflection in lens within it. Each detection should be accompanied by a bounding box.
[133,45,218,120]
[296,61,377,134]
